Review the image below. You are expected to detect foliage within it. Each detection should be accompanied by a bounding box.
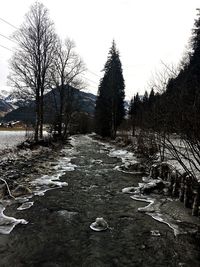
[95,41,125,138]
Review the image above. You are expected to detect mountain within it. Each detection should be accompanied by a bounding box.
[0,89,33,118]
[1,86,129,123]
[4,93,33,109]
[0,98,14,117]
[2,87,97,123]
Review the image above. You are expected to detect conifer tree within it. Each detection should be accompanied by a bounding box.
[148,88,155,107]
[142,91,149,105]
[129,93,141,135]
[95,41,125,138]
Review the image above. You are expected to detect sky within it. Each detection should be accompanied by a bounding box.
[0,0,199,99]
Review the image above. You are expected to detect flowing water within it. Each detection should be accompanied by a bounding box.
[0,135,199,267]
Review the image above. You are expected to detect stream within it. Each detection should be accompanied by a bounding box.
[0,135,199,267]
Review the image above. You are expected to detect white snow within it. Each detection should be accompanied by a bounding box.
[90,217,108,232]
[130,195,182,236]
[0,138,78,234]
[0,131,27,149]
[109,148,138,167]
[17,202,34,211]
[0,204,28,234]
[31,147,77,195]
[32,174,68,187]
[122,187,136,194]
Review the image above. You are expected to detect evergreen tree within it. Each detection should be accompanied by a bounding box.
[148,88,155,107]
[142,91,149,105]
[128,93,142,135]
[129,97,135,136]
[95,41,125,138]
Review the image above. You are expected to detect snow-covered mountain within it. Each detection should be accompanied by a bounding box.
[0,90,14,116]
[0,98,13,113]
[0,89,32,112]
[2,87,97,123]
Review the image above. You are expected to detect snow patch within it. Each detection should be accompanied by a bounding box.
[0,141,77,234]
[0,204,28,234]
[31,172,68,196]
[90,217,108,232]
[122,187,136,194]
[17,202,34,211]
[115,165,144,174]
[130,195,182,236]
[0,131,27,150]
[109,148,138,168]
[31,145,77,196]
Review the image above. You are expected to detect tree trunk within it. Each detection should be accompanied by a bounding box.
[57,84,65,138]
[132,120,135,136]
[39,91,44,139]
[34,92,40,142]
[111,100,117,139]
[58,95,63,138]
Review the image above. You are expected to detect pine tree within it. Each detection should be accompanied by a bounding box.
[142,91,149,105]
[129,93,141,135]
[148,88,155,107]
[95,41,125,138]
[190,8,200,66]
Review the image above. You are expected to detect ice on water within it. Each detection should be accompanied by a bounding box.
[0,138,78,235]
[17,202,34,211]
[0,204,28,234]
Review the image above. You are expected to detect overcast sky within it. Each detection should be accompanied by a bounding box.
[0,0,199,99]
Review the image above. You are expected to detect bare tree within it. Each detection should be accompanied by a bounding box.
[50,38,85,139]
[148,61,179,94]
[9,2,57,141]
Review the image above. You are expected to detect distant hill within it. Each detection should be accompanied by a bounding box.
[0,98,14,115]
[2,87,97,123]
[1,86,130,124]
[0,89,31,117]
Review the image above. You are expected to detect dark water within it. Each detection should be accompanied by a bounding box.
[0,135,199,267]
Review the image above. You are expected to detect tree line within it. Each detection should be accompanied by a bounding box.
[129,9,200,179]
[129,9,200,140]
[9,2,126,142]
